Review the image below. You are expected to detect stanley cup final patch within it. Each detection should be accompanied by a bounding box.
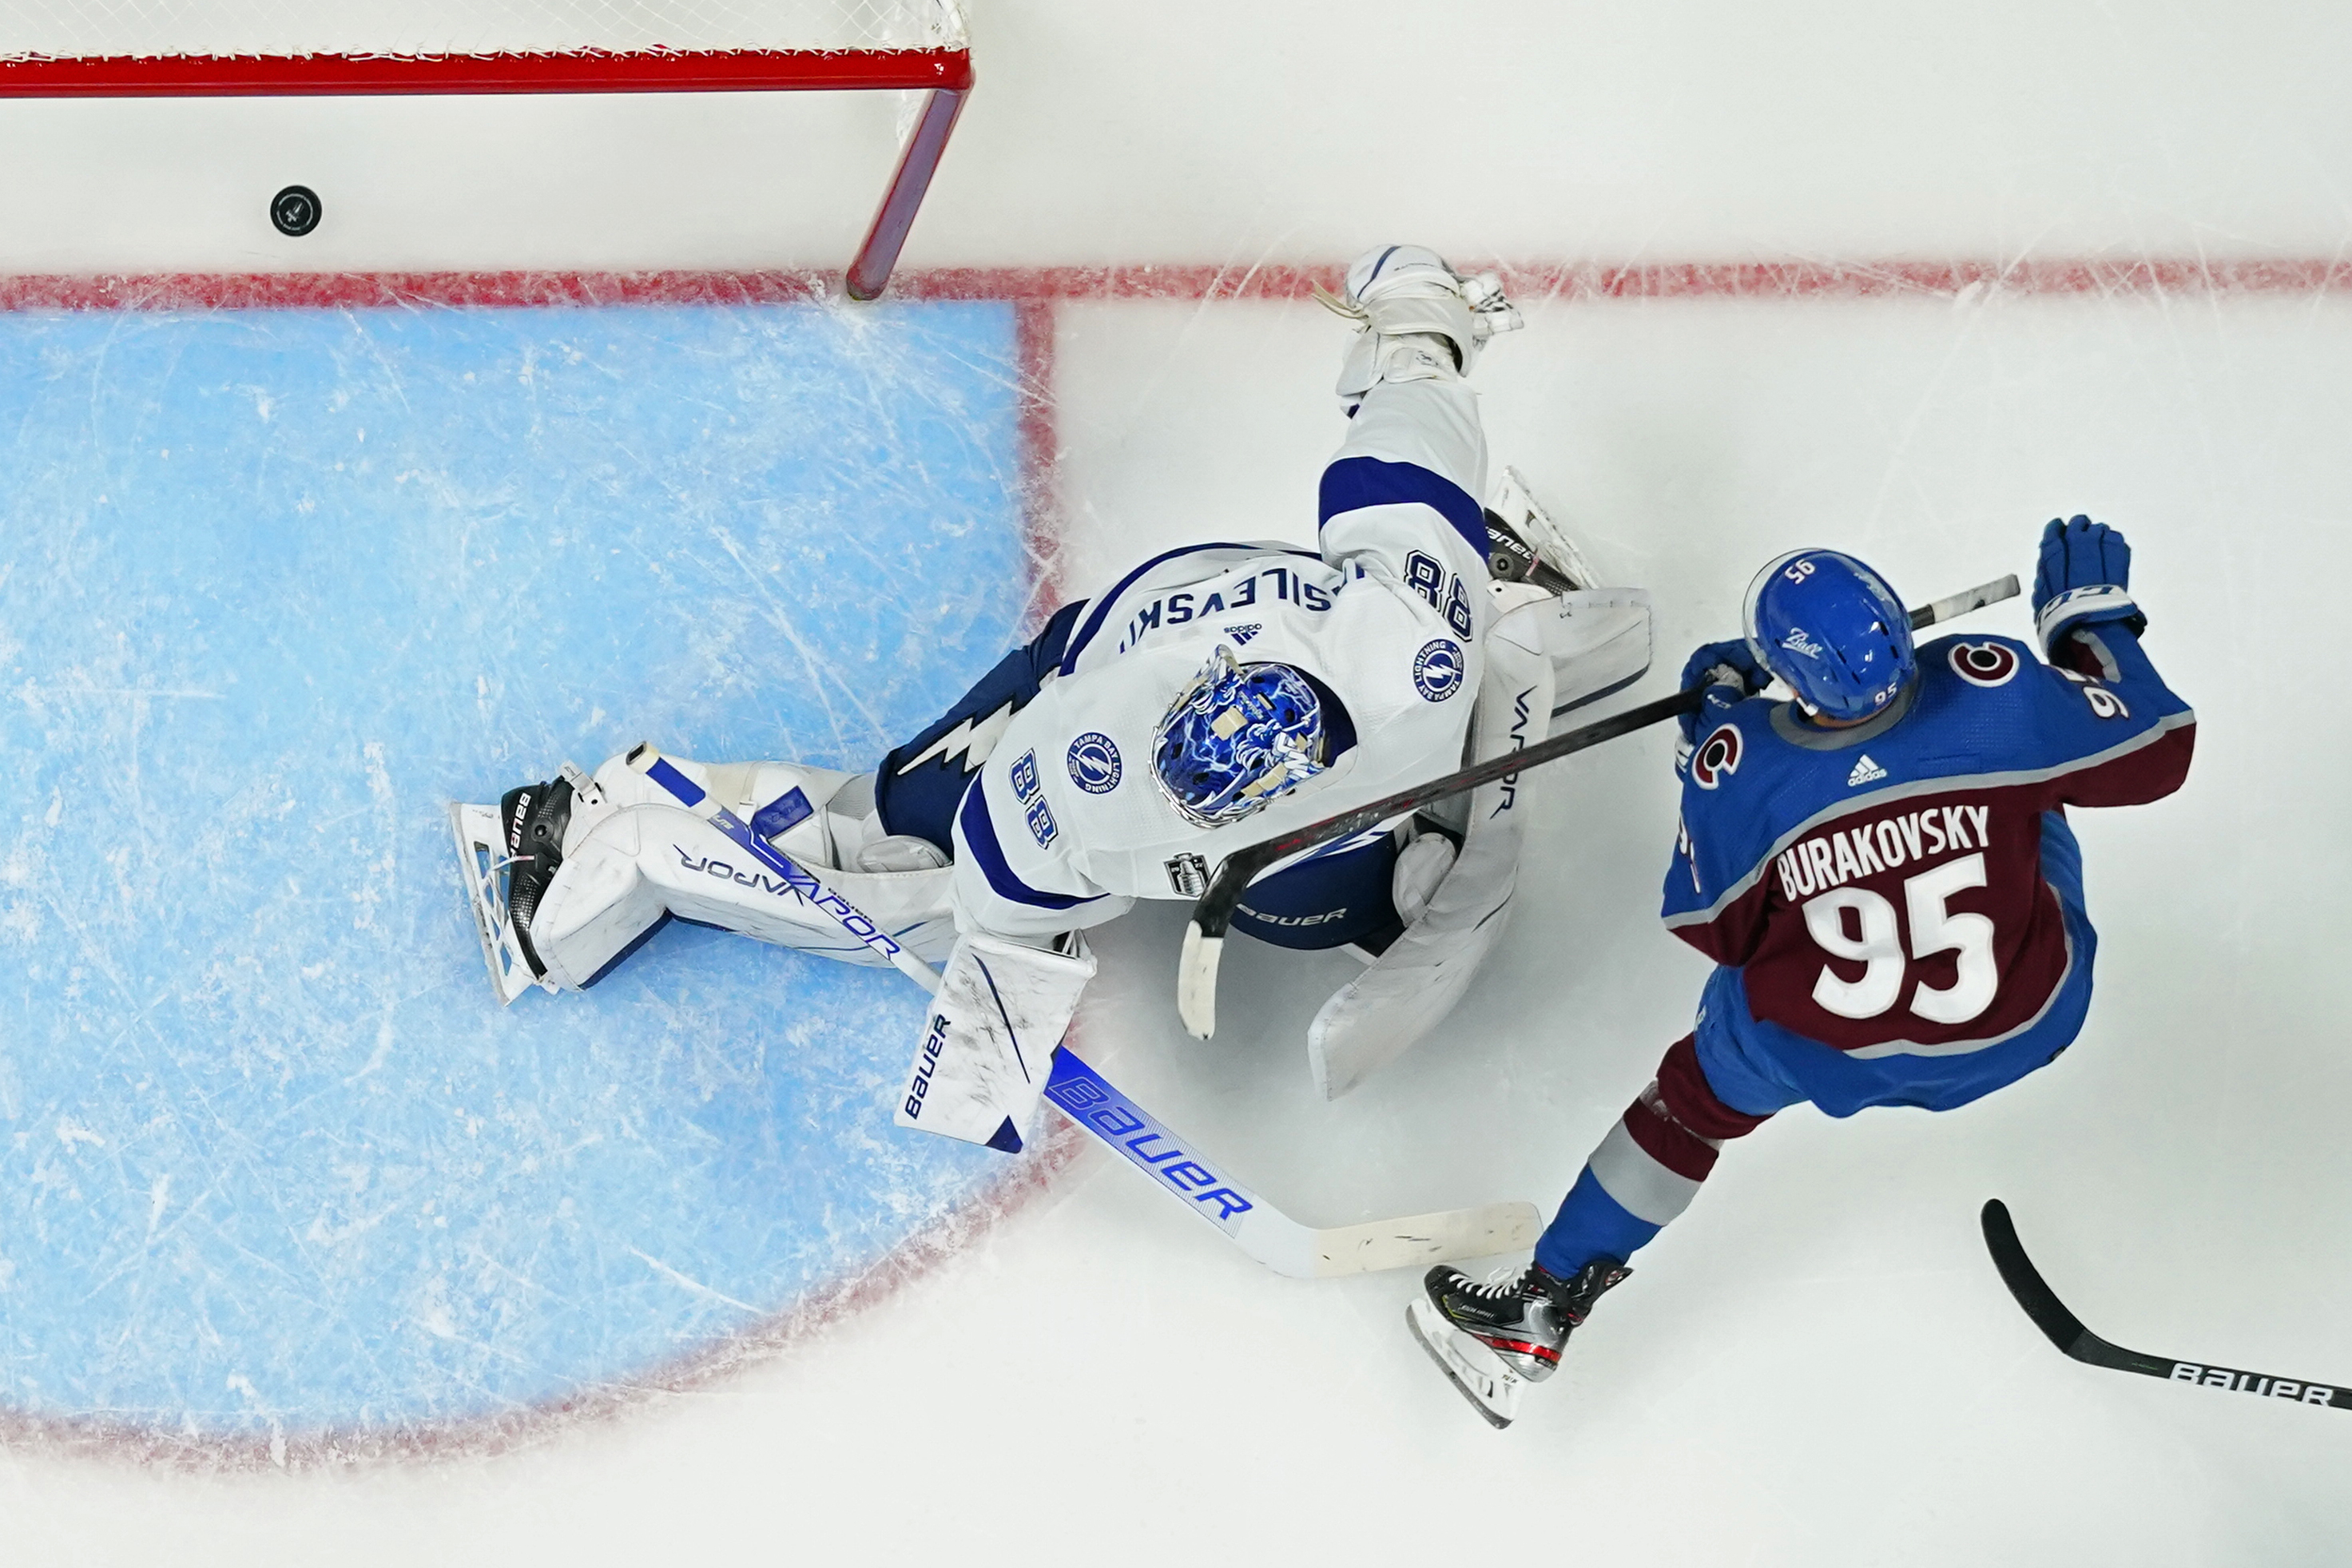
[1164,852,1209,897]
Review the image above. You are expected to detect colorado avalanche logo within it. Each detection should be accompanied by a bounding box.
[1949,640,2020,688]
[1066,732,1122,794]
[1412,638,1465,702]
[1690,722,1742,790]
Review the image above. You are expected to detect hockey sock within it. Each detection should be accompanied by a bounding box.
[1533,1035,1773,1278]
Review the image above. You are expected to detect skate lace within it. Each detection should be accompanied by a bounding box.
[1458,1264,1531,1303]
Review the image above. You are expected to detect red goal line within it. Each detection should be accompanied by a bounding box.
[0,256,2344,312]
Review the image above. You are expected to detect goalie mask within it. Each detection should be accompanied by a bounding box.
[1154,646,1329,828]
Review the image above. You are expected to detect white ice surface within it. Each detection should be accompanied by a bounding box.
[3,2,2351,1563]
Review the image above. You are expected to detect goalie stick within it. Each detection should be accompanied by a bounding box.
[1178,574,2023,1038]
[626,745,1542,1278]
[1981,1199,2350,1412]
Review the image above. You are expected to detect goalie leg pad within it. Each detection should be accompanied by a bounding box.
[524,749,957,989]
[895,931,1097,1153]
[1308,605,1555,1098]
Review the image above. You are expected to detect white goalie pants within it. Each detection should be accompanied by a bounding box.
[526,751,959,990]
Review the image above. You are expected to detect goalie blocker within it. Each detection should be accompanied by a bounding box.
[895,930,1095,1153]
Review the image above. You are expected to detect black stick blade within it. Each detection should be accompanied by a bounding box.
[1981,1198,2352,1412]
[1981,1198,2093,1358]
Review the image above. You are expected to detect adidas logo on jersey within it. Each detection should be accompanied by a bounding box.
[1846,753,1889,788]
[1226,623,1262,644]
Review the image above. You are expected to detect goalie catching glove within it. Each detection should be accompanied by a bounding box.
[893,930,1096,1153]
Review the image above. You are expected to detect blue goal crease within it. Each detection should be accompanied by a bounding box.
[0,298,1027,1435]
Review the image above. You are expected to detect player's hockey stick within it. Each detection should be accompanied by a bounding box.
[1178,574,2021,1037]
[630,746,1541,1277]
[1981,1199,2350,1412]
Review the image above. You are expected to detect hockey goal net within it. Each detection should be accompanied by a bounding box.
[0,0,973,297]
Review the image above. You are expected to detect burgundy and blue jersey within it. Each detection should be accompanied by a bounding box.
[1663,625,2194,1066]
[1532,617,2195,1281]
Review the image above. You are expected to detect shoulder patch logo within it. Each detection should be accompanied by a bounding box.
[1225,623,1262,645]
[1847,753,1889,788]
[1412,638,1466,702]
[1164,852,1209,897]
[1690,722,1742,789]
[1065,732,1122,794]
[1949,641,2020,688]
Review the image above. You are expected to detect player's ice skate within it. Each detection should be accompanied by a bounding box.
[1405,1257,1629,1428]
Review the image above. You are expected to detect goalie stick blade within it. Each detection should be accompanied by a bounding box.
[1405,1296,1522,1428]
[1981,1200,2352,1413]
[447,801,542,1006]
[1045,1048,1543,1280]
[1309,1201,1544,1278]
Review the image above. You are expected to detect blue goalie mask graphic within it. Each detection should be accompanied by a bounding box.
[1153,645,1329,828]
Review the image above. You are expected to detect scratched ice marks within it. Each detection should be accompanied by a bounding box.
[0,298,1025,1437]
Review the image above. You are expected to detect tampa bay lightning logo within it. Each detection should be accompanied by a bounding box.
[1066,732,1122,794]
[1949,640,2020,688]
[1412,638,1465,702]
[1690,722,1742,789]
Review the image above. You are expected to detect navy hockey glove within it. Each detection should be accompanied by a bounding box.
[2032,514,2146,652]
[1676,637,1766,744]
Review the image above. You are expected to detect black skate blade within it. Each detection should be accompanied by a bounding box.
[1404,1301,1515,1430]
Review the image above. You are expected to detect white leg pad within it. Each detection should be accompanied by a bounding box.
[1308,605,1556,1098]
[1531,588,1654,716]
[527,750,957,989]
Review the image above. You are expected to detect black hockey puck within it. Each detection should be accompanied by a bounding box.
[270,185,321,237]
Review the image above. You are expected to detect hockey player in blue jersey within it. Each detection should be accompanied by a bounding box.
[453,245,1655,1137]
[1406,518,2195,1427]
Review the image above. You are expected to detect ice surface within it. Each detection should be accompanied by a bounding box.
[0,299,1027,1438]
[0,1,2350,1564]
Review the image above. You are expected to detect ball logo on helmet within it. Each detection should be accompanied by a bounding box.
[1066,732,1122,793]
[1412,638,1466,703]
[1690,722,1743,789]
[1779,627,1826,659]
[1948,641,2020,688]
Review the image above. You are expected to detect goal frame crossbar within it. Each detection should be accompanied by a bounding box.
[0,42,973,300]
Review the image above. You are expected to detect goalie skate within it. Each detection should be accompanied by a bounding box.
[1404,1295,1526,1429]
[448,800,554,1006]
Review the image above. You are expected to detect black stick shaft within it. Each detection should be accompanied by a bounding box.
[1981,1200,2352,1412]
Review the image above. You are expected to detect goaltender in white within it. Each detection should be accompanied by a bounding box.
[453,245,1651,1154]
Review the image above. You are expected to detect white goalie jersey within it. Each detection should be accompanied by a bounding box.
[949,374,1500,940]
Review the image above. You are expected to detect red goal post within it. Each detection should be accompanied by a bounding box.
[0,0,973,299]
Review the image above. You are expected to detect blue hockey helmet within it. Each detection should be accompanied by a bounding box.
[1154,645,1328,828]
[1743,549,1915,720]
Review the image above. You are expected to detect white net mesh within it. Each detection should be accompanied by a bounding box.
[0,0,966,58]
